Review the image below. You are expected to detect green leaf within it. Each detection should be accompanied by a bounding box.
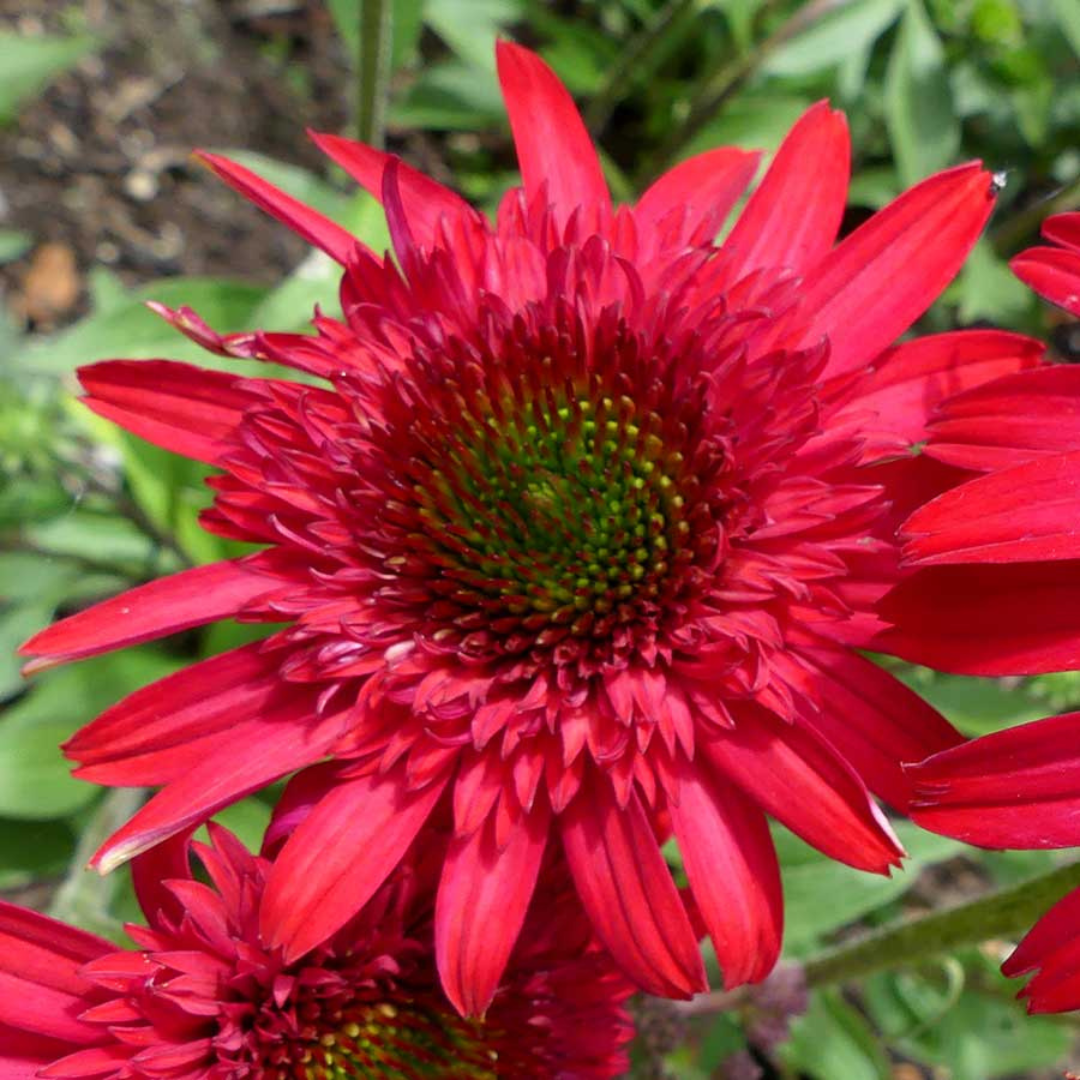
[0,31,97,123]
[884,0,960,184]
[954,237,1037,324]
[896,667,1047,736]
[14,278,270,375]
[763,0,903,77]
[0,229,31,262]
[0,650,181,819]
[783,990,891,1080]
[1052,0,1080,61]
[779,821,964,952]
[0,818,74,890]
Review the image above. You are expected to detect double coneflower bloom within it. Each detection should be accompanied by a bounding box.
[0,825,633,1077]
[14,41,1074,1032]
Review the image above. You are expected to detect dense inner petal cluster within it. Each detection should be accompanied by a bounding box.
[364,309,724,674]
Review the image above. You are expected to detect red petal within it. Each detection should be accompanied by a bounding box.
[1007,888,1080,976]
[196,151,361,264]
[129,830,194,927]
[927,365,1080,472]
[79,360,257,465]
[801,163,994,380]
[560,777,706,999]
[20,560,280,673]
[669,758,782,988]
[495,42,611,230]
[635,147,760,251]
[846,330,1042,454]
[796,645,963,811]
[1043,212,1080,251]
[904,450,1080,566]
[66,643,281,784]
[910,711,1080,848]
[726,101,849,278]
[309,131,473,249]
[262,768,450,962]
[436,799,549,1017]
[0,903,110,1044]
[1011,246,1080,316]
[877,562,1080,676]
[92,706,343,873]
[704,706,904,873]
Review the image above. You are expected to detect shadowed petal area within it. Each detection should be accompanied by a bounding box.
[910,711,1080,848]
[726,101,849,278]
[309,131,474,248]
[878,563,1080,675]
[262,768,451,962]
[561,777,706,999]
[496,41,611,229]
[796,646,964,811]
[436,799,550,1018]
[704,707,904,873]
[926,365,1080,472]
[843,330,1042,454]
[79,360,261,465]
[801,163,993,380]
[670,757,782,988]
[904,449,1080,566]
[92,705,345,873]
[196,151,362,264]
[20,561,282,673]
[635,147,760,251]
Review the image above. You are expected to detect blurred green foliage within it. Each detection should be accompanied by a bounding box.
[2,1,1079,1077]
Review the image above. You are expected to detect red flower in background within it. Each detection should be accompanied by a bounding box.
[0,825,633,1078]
[1012,211,1080,316]
[22,42,1041,1010]
[879,208,1080,1014]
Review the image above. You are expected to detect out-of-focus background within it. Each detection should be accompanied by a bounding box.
[1,1,1079,1077]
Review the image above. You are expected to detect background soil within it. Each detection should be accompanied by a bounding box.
[1,0,351,331]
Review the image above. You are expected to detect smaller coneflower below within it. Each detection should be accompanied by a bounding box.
[0,823,634,1079]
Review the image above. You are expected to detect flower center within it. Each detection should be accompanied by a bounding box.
[263,1000,498,1080]
[373,326,724,667]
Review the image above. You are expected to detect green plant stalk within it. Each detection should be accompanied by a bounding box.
[49,787,147,942]
[805,859,1080,988]
[358,0,393,148]
[584,0,698,136]
[641,0,850,183]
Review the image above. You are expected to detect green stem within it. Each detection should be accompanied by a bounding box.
[49,788,147,942]
[805,859,1080,989]
[358,0,394,148]
[584,0,698,136]
[990,172,1080,255]
[640,0,849,183]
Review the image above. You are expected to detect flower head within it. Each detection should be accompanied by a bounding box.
[22,42,1040,1009]
[0,825,633,1078]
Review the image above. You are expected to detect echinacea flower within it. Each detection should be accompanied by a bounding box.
[876,210,1080,674]
[0,824,634,1078]
[22,42,1044,1010]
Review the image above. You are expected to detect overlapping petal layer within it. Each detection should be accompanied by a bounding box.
[0,827,634,1078]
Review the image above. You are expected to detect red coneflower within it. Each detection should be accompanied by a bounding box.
[878,210,1080,674]
[22,42,1040,1010]
[0,824,634,1078]
[877,208,1080,1015]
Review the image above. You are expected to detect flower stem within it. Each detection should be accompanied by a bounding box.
[584,0,698,137]
[49,787,147,942]
[357,0,393,148]
[805,859,1080,989]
